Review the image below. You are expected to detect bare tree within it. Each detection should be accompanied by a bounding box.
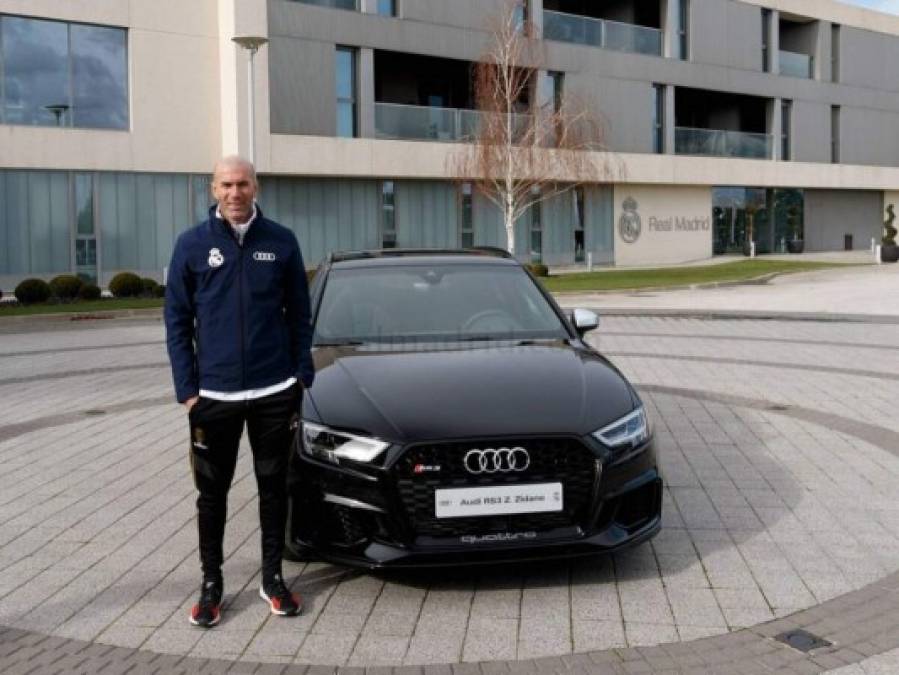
[450,0,618,256]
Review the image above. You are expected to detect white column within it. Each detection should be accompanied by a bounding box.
[358,48,376,138]
[770,98,782,161]
[664,85,675,154]
[530,0,544,35]
[218,0,241,157]
[769,9,780,74]
[360,0,377,14]
[663,0,679,59]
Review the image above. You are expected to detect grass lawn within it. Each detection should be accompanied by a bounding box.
[542,259,865,293]
[0,297,164,317]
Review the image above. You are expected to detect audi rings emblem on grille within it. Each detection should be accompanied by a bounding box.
[463,447,530,474]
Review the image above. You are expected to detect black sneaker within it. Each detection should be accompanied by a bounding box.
[189,578,223,628]
[259,574,302,616]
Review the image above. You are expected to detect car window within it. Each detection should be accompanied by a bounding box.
[314,264,568,344]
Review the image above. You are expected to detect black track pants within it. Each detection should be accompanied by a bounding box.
[187,385,300,582]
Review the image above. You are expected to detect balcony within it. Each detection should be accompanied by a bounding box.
[675,127,772,159]
[778,49,814,78]
[288,0,357,10]
[543,10,662,56]
[374,102,531,142]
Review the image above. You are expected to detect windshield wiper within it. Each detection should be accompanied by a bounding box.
[313,340,366,347]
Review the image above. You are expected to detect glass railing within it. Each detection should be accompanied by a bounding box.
[675,127,772,159]
[779,50,814,78]
[543,10,662,56]
[374,102,530,142]
[287,0,357,10]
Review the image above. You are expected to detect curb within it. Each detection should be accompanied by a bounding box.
[0,307,163,327]
[549,271,785,296]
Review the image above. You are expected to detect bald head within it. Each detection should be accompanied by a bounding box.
[213,155,257,186]
[211,155,258,224]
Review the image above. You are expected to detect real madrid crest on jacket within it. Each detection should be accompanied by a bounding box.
[164,205,315,403]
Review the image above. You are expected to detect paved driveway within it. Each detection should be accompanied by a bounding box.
[2,268,899,672]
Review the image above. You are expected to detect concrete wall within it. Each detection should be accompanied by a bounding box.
[804,189,882,251]
[790,100,831,164]
[269,37,337,135]
[691,0,763,71]
[840,108,899,167]
[613,184,712,265]
[839,26,896,92]
[568,75,655,155]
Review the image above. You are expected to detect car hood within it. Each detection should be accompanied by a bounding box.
[306,341,638,442]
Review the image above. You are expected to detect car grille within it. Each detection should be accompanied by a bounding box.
[394,438,597,538]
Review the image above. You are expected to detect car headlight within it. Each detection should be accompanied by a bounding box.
[301,421,390,464]
[592,407,650,450]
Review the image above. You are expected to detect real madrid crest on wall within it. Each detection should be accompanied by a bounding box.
[619,196,641,244]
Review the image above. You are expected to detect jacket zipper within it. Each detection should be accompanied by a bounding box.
[237,239,247,390]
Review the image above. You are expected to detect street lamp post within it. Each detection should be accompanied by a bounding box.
[232,36,269,165]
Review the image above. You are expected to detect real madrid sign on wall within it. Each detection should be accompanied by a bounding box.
[613,185,713,266]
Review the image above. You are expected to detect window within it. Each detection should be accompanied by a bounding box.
[513,1,528,32]
[546,71,564,114]
[677,0,690,60]
[831,105,840,164]
[376,0,396,17]
[831,24,840,83]
[529,193,542,263]
[381,180,396,248]
[291,0,357,9]
[74,173,98,282]
[459,182,474,248]
[652,84,665,154]
[761,8,771,72]
[0,15,128,129]
[574,187,585,264]
[335,47,357,137]
[781,99,791,161]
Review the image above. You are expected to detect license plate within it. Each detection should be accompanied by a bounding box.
[434,483,563,518]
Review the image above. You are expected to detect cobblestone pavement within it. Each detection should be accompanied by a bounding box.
[1,312,899,673]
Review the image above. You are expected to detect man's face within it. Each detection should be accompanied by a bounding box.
[212,163,257,224]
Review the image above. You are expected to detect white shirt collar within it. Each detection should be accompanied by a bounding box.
[216,202,257,244]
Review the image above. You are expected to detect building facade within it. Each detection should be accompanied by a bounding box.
[1,0,899,288]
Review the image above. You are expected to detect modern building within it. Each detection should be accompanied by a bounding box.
[2,0,899,289]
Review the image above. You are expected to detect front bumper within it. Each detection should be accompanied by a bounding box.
[286,434,662,569]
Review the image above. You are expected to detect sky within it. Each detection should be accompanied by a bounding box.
[839,0,899,14]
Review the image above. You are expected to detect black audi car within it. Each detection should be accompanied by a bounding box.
[286,248,661,568]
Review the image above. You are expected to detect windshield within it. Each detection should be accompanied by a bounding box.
[314,264,569,345]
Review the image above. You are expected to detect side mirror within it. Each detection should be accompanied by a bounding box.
[571,308,599,335]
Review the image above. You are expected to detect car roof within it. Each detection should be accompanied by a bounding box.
[327,248,522,269]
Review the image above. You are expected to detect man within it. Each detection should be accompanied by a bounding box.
[165,156,314,628]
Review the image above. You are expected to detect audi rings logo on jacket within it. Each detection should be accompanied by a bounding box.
[253,251,276,262]
[463,447,530,474]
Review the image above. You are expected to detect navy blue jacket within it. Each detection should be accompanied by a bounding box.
[165,205,314,403]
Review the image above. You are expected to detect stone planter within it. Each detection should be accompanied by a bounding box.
[881,244,899,263]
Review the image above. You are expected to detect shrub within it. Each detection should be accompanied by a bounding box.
[79,283,102,301]
[14,278,52,305]
[154,284,166,298]
[49,274,83,301]
[884,204,897,247]
[140,277,160,297]
[524,262,549,277]
[108,272,143,298]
